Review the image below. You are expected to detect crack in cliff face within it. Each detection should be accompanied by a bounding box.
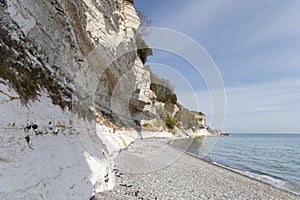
[63,0,93,56]
[0,89,19,103]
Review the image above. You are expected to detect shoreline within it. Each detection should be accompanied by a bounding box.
[169,134,300,196]
[184,151,299,196]
[94,137,299,199]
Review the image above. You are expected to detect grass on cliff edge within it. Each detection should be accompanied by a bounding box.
[0,24,70,109]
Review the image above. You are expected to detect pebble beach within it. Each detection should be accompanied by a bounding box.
[94,138,299,200]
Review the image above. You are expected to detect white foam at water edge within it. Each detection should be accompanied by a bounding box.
[238,170,300,195]
[211,162,300,195]
[241,171,283,185]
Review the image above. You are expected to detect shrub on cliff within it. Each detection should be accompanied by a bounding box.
[165,115,176,130]
[136,36,153,64]
[136,10,152,64]
[170,93,177,104]
[124,0,134,4]
[149,71,177,105]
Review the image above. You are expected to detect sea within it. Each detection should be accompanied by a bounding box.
[171,133,300,195]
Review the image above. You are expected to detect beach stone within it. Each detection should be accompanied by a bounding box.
[94,138,299,200]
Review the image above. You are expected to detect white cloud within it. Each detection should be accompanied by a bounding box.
[138,0,300,133]
[177,78,300,132]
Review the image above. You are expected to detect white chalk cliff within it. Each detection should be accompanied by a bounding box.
[0,0,154,199]
[0,0,215,198]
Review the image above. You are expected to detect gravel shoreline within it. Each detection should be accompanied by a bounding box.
[94,138,299,200]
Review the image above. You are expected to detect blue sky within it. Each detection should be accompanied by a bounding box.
[135,0,300,133]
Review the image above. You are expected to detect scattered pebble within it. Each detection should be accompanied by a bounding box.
[93,138,298,200]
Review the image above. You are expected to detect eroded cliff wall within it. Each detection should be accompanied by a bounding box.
[0,0,152,199]
[6,0,153,122]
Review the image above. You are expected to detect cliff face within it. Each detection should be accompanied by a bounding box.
[5,0,153,122]
[0,1,212,199]
[0,0,152,199]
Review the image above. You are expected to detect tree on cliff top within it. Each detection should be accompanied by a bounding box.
[136,35,153,64]
[125,0,134,4]
[149,69,177,105]
[136,10,153,64]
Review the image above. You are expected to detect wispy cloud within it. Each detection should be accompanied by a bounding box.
[177,78,300,132]
[248,1,300,45]
[136,0,300,132]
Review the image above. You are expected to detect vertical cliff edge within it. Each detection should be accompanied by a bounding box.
[0,0,155,199]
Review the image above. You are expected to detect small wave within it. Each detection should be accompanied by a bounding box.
[171,137,300,195]
[209,160,300,195]
[239,169,300,195]
[201,155,300,195]
[241,170,284,185]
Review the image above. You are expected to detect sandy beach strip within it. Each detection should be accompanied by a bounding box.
[94,138,299,200]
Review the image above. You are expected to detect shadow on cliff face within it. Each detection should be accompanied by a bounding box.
[60,0,155,140]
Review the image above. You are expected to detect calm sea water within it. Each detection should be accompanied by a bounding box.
[171,133,300,195]
[207,133,300,195]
